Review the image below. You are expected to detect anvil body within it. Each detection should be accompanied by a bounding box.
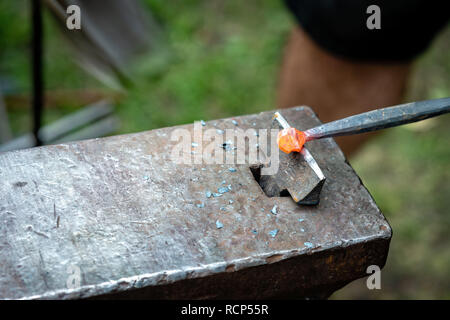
[0,106,391,299]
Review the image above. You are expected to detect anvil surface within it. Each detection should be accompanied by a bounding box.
[0,106,391,299]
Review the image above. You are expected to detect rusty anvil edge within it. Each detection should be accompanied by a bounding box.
[21,234,391,300]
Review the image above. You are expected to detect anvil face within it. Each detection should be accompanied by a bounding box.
[0,106,391,299]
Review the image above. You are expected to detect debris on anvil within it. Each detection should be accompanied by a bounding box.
[304,242,314,248]
[268,229,278,238]
[271,205,278,215]
[277,128,306,154]
[218,186,229,194]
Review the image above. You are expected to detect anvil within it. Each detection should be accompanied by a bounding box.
[0,106,392,299]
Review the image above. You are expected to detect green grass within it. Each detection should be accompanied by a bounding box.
[1,0,291,134]
[1,0,449,299]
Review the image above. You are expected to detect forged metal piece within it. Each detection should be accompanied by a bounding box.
[0,106,391,299]
[31,0,44,146]
[264,112,325,205]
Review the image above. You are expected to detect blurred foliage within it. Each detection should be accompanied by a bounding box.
[121,0,290,132]
[0,0,449,299]
[332,26,450,299]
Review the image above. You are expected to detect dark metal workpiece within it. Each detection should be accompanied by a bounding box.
[0,106,391,299]
[304,97,450,140]
[260,112,325,205]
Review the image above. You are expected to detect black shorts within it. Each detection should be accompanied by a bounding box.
[284,0,449,62]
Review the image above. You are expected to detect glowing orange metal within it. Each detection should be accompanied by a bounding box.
[277,128,306,154]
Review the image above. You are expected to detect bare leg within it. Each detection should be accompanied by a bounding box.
[277,26,411,156]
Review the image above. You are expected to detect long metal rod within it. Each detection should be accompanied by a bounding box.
[32,0,44,146]
[304,97,450,141]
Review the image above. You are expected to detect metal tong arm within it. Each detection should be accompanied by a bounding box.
[304,97,450,141]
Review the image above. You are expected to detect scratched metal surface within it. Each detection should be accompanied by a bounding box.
[0,106,391,299]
